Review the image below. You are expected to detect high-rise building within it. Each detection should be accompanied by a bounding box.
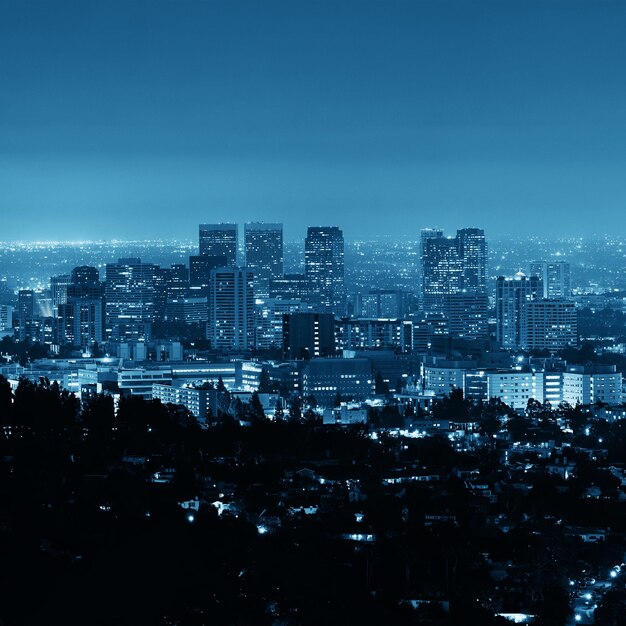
[521,299,578,352]
[244,222,283,299]
[105,258,158,341]
[304,226,345,315]
[440,293,489,340]
[282,312,335,359]
[420,228,488,342]
[199,223,238,266]
[17,290,35,321]
[0,305,13,331]
[58,266,105,348]
[207,268,255,351]
[420,228,487,312]
[255,298,304,351]
[495,273,542,349]
[420,231,462,312]
[71,266,100,287]
[270,273,309,301]
[164,297,209,324]
[154,264,190,320]
[189,254,228,296]
[357,290,403,319]
[58,299,104,349]
[529,261,571,299]
[457,228,487,292]
[419,228,443,303]
[50,274,72,316]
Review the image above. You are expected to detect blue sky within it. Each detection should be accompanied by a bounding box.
[1,0,626,241]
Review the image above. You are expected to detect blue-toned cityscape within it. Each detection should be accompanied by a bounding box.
[4,0,626,624]
[2,224,626,624]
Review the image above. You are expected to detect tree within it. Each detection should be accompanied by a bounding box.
[249,391,265,420]
[258,369,272,393]
[0,374,13,421]
[289,396,302,421]
[273,398,284,420]
[81,392,114,435]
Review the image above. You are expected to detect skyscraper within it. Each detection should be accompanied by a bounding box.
[420,232,462,312]
[282,311,336,360]
[199,223,238,266]
[189,254,228,295]
[58,265,105,348]
[521,299,578,352]
[50,274,72,316]
[420,228,488,337]
[495,273,542,350]
[529,261,571,299]
[207,267,255,351]
[457,228,487,292]
[105,258,158,341]
[244,222,283,299]
[304,226,345,315]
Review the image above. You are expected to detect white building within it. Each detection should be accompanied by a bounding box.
[487,371,545,410]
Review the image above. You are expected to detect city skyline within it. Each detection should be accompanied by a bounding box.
[3,1,626,241]
[3,3,626,623]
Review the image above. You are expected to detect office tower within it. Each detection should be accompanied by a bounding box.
[420,232,463,312]
[105,258,158,341]
[529,261,571,299]
[440,292,489,340]
[71,266,99,285]
[357,290,402,319]
[189,254,227,295]
[207,268,254,351]
[269,273,309,301]
[50,274,72,315]
[67,266,103,299]
[457,228,487,292]
[155,264,190,320]
[521,299,578,351]
[420,228,488,341]
[282,312,335,359]
[244,222,283,299]
[495,273,542,349]
[199,223,238,266]
[255,298,305,351]
[419,229,443,301]
[33,289,53,318]
[164,297,209,324]
[304,226,345,315]
[58,299,104,349]
[159,264,189,301]
[17,290,35,321]
[0,305,13,331]
[58,266,105,348]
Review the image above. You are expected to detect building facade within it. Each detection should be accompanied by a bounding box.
[207,268,255,351]
[304,226,345,314]
[199,223,238,266]
[244,222,283,299]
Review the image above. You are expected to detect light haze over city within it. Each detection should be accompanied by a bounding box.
[2,0,626,241]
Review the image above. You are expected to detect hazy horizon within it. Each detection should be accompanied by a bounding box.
[3,0,626,241]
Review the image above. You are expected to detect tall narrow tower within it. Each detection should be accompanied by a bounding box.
[304,226,345,315]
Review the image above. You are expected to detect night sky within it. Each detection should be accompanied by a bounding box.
[2,0,626,241]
